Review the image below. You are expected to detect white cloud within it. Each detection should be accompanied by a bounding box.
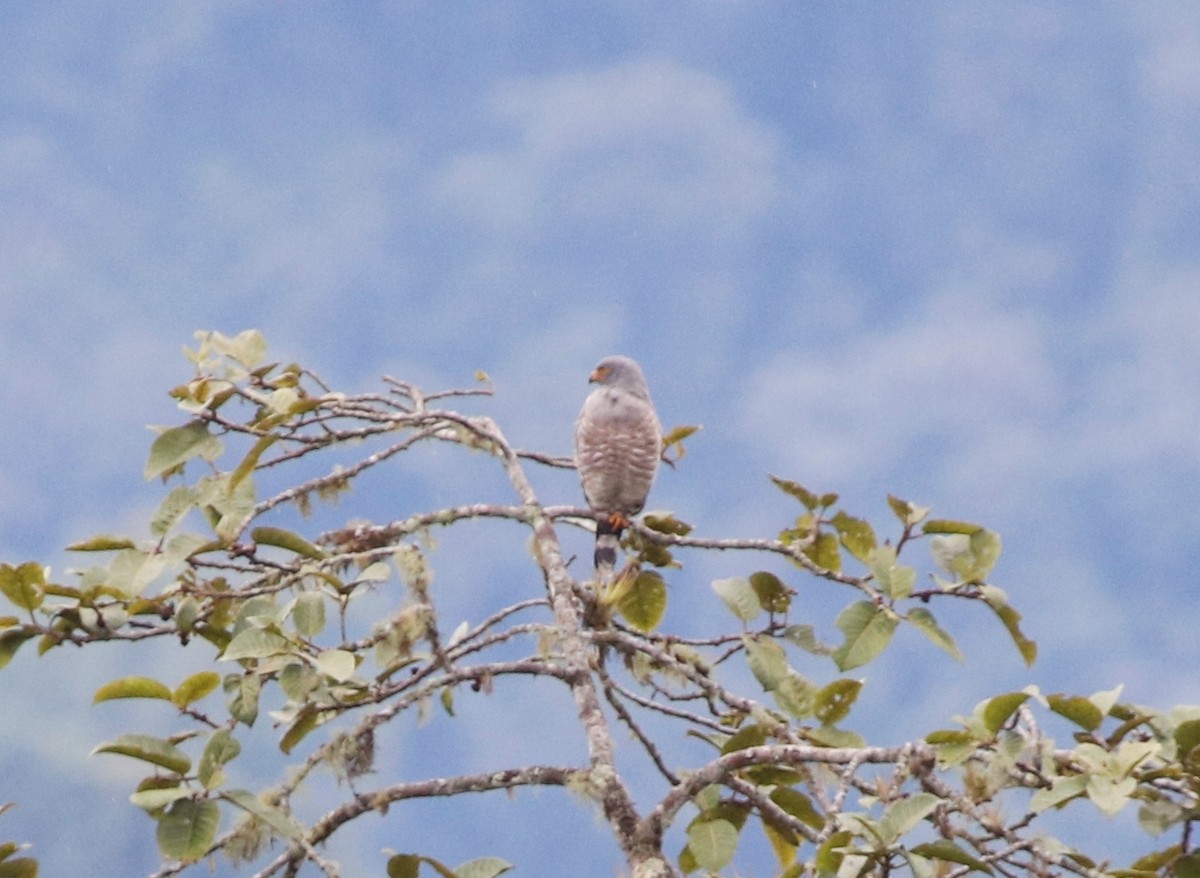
[432,56,779,245]
[737,291,1060,503]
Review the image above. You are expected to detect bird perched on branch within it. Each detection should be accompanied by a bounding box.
[574,355,662,578]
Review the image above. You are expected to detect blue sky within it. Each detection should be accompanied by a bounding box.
[4,2,1200,875]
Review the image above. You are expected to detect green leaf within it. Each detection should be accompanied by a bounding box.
[923,519,983,535]
[711,577,761,622]
[803,532,841,571]
[67,534,138,552]
[721,723,769,755]
[156,798,220,862]
[0,564,44,612]
[910,840,993,874]
[814,678,862,725]
[687,818,738,872]
[906,607,964,661]
[982,691,1029,734]
[454,857,515,878]
[279,707,324,755]
[782,623,832,656]
[769,787,824,830]
[0,858,38,878]
[769,475,820,510]
[92,733,191,774]
[618,571,667,632]
[643,513,694,536]
[224,673,261,726]
[229,434,279,494]
[743,634,788,691]
[887,495,930,527]
[748,571,791,614]
[251,526,325,560]
[173,671,221,708]
[979,585,1037,665]
[1175,719,1200,760]
[222,628,290,661]
[815,830,853,874]
[387,855,421,878]
[145,420,222,481]
[93,675,174,703]
[832,601,898,671]
[198,729,240,789]
[830,511,876,564]
[1048,693,1104,732]
[0,629,35,670]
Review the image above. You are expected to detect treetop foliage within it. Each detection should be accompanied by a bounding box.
[2,329,1199,878]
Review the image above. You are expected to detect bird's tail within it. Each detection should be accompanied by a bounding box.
[594,516,623,578]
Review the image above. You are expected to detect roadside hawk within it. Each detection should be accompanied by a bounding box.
[574,355,662,576]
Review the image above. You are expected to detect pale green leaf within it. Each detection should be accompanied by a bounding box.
[151,485,199,537]
[906,607,964,662]
[291,591,326,637]
[107,548,167,598]
[1030,775,1088,812]
[687,818,739,872]
[879,792,939,843]
[1087,775,1137,817]
[222,628,290,661]
[130,785,191,812]
[870,546,916,600]
[711,577,761,622]
[315,648,356,682]
[145,420,222,481]
[910,839,993,874]
[743,634,788,691]
[222,789,306,842]
[454,857,515,878]
[832,601,897,671]
[773,671,816,719]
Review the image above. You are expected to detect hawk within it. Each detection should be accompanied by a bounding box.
[574,355,662,576]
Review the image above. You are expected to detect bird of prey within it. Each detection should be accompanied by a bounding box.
[574,355,662,577]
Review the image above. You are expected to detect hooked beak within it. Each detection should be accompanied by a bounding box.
[589,365,610,384]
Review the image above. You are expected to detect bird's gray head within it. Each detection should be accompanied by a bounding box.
[589,355,651,399]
